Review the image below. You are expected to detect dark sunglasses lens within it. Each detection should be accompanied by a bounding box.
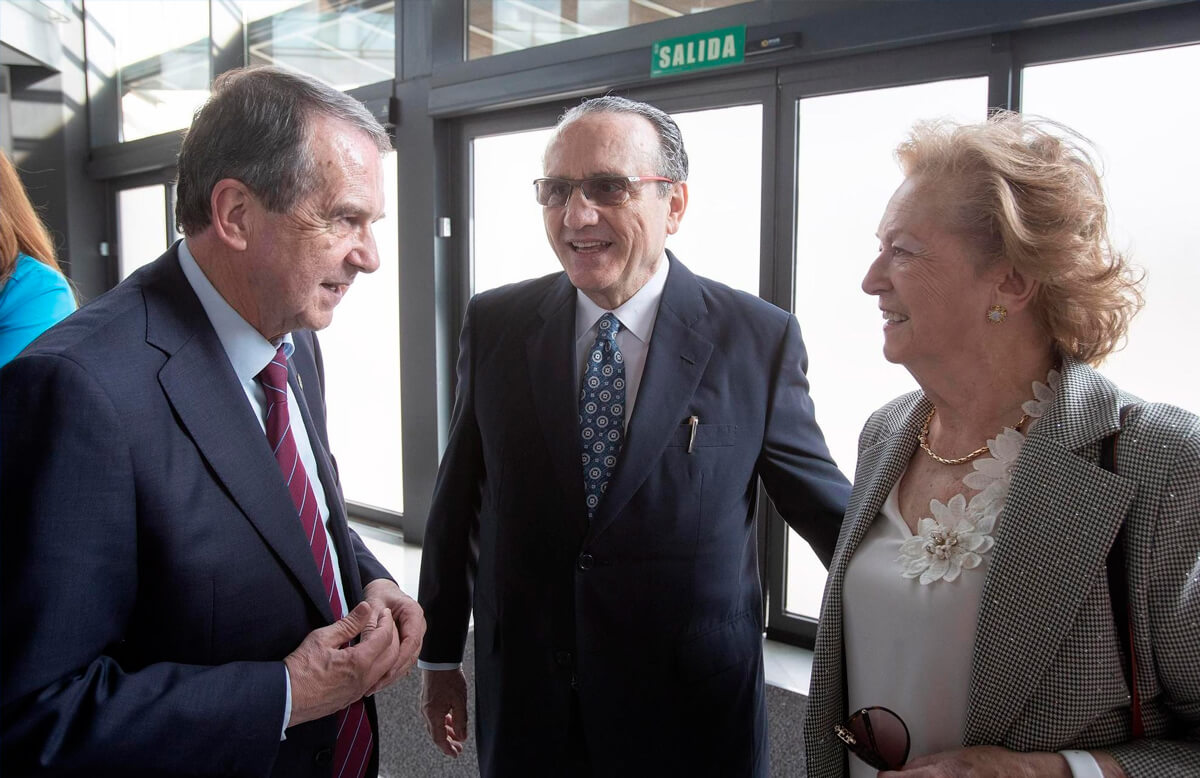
[848,707,909,770]
[580,178,630,206]
[534,180,571,206]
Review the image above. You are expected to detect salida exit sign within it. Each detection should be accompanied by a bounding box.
[651,26,745,78]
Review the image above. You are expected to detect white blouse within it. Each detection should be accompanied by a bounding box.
[842,370,1059,778]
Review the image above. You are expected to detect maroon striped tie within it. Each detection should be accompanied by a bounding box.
[258,346,373,778]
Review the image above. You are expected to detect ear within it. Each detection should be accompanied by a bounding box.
[665,181,689,235]
[994,264,1039,313]
[209,178,254,252]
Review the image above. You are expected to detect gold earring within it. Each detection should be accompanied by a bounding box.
[987,304,1007,324]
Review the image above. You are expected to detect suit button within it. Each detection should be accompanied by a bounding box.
[555,650,573,667]
[314,747,333,765]
[577,553,594,570]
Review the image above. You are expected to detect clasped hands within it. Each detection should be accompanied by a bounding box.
[284,578,425,727]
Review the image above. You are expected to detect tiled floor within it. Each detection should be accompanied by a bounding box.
[353,521,814,697]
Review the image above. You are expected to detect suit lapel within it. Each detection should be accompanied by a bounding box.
[587,255,712,539]
[805,394,924,774]
[526,274,589,517]
[147,251,336,620]
[964,361,1134,744]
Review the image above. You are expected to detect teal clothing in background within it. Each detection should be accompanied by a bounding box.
[0,253,76,366]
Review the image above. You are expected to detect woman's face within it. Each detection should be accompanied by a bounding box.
[863,176,1001,373]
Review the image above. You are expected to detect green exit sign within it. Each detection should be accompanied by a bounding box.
[651,26,745,78]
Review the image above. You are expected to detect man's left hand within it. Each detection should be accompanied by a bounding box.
[362,578,426,694]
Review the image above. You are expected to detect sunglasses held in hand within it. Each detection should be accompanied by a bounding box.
[834,706,911,771]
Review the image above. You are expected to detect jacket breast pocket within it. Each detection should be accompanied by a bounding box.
[666,423,739,448]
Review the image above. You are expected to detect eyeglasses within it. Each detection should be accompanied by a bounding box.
[834,706,910,771]
[532,176,675,208]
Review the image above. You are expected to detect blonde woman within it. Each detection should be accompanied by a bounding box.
[804,114,1200,777]
[0,150,75,365]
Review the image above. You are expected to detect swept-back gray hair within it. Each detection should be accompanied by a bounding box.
[556,95,689,189]
[175,66,390,235]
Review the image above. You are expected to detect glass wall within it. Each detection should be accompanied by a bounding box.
[467,0,751,60]
[785,77,988,620]
[1022,44,1200,414]
[243,0,396,89]
[84,0,395,142]
[85,1,211,142]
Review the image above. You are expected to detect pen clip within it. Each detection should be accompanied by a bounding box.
[686,415,699,454]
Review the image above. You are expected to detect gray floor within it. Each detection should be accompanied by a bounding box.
[375,645,809,778]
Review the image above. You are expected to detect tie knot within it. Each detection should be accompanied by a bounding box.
[597,312,621,341]
[257,346,290,401]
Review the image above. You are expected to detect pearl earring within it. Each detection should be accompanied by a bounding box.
[987,304,1007,324]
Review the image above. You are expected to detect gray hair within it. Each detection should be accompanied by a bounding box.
[175,66,390,235]
[556,95,689,191]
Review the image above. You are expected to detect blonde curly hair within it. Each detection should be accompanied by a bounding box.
[896,111,1143,365]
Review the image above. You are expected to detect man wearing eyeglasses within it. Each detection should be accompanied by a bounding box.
[417,95,850,777]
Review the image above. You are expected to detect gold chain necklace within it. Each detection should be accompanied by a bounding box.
[918,406,1029,466]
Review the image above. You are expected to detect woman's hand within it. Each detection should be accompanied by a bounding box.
[880,745,1127,777]
[879,745,1071,777]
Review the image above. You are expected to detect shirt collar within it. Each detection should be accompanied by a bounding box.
[177,239,294,383]
[574,252,670,344]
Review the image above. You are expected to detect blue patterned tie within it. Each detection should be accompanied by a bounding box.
[579,313,626,519]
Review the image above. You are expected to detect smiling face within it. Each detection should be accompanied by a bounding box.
[541,112,687,309]
[242,113,385,340]
[863,175,1003,375]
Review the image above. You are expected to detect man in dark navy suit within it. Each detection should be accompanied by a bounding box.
[0,66,424,777]
[417,95,850,777]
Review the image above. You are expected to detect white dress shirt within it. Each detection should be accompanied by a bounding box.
[572,254,669,426]
[178,240,349,735]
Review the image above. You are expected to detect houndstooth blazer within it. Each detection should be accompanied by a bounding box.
[802,358,1200,777]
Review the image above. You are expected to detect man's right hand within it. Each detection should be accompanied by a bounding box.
[421,668,469,757]
[284,600,399,727]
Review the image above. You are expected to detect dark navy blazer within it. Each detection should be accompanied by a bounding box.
[418,252,851,777]
[0,245,390,777]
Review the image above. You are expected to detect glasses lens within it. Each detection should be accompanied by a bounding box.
[580,177,630,207]
[845,707,909,770]
[534,179,571,207]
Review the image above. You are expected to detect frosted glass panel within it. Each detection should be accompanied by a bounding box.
[118,185,168,279]
[1023,45,1200,415]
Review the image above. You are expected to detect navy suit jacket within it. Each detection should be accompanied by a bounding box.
[0,246,390,776]
[418,253,851,777]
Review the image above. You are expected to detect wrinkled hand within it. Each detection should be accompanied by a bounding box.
[363,578,426,694]
[421,668,469,757]
[880,746,1075,777]
[284,600,399,727]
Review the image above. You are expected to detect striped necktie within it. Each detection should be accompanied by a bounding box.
[257,346,373,778]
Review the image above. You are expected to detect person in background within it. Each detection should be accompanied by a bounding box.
[1,66,424,777]
[803,113,1200,777]
[417,95,851,777]
[0,149,75,365]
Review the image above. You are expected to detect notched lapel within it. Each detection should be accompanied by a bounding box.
[587,305,712,538]
[964,434,1134,745]
[526,280,588,517]
[159,337,337,622]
